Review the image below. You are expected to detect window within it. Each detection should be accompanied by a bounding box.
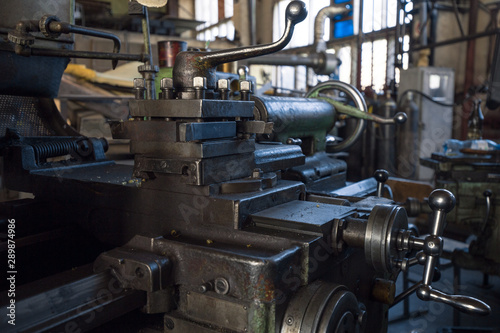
[195,0,235,42]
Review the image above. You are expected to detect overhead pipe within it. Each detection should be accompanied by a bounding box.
[314,5,351,52]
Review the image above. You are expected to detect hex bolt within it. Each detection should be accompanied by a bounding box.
[239,80,252,101]
[214,277,230,295]
[193,76,207,99]
[217,78,230,100]
[252,168,263,179]
[160,77,174,100]
[133,78,145,100]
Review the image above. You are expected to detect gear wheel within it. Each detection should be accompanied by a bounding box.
[7,30,35,46]
[39,14,61,39]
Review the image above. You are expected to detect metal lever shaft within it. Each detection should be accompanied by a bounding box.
[173,1,307,90]
[418,285,490,316]
[313,96,408,124]
[415,189,491,316]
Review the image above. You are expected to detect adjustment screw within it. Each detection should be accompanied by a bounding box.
[217,78,230,100]
[240,80,252,101]
[252,168,263,179]
[193,76,207,89]
[161,77,174,89]
[160,78,174,100]
[240,80,252,92]
[217,78,230,90]
[133,78,145,100]
[214,277,230,295]
[286,316,294,326]
[193,76,207,99]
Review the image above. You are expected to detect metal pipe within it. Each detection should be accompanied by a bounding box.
[244,52,340,75]
[142,8,153,67]
[420,1,428,46]
[452,0,465,37]
[23,46,146,62]
[411,28,500,51]
[314,5,351,51]
[463,0,479,139]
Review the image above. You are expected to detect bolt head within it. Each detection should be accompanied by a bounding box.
[133,78,145,89]
[217,78,230,90]
[161,77,174,89]
[193,76,207,89]
[240,80,252,92]
[428,189,456,213]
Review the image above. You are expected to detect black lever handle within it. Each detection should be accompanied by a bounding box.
[172,1,307,91]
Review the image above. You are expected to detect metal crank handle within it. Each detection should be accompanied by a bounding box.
[414,189,491,315]
[173,1,307,90]
[418,285,491,316]
[315,96,407,124]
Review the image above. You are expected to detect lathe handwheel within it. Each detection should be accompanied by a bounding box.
[281,280,364,333]
[306,80,367,152]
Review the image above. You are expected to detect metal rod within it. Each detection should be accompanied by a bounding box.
[142,8,153,67]
[452,0,466,37]
[411,28,500,51]
[28,47,146,62]
[391,280,423,307]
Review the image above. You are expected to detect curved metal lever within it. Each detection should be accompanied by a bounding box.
[415,189,490,316]
[373,169,389,197]
[8,15,128,69]
[310,95,407,125]
[417,285,490,316]
[393,189,491,316]
[172,1,307,90]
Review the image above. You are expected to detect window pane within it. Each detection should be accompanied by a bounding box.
[373,0,382,31]
[338,46,352,83]
[334,19,354,38]
[362,0,373,33]
[361,41,372,89]
[225,0,233,18]
[372,39,387,92]
[387,0,397,27]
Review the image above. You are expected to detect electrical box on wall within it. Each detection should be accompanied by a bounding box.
[398,67,455,182]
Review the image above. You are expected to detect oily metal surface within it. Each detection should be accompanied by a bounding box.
[252,200,355,236]
[129,99,255,118]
